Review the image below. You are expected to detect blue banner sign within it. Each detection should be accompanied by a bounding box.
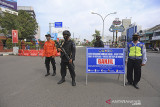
[86,48,125,74]
[0,0,17,10]
[54,22,62,28]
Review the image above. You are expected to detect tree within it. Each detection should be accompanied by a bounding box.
[17,10,38,40]
[91,30,101,46]
[92,29,101,39]
[6,38,12,49]
[0,12,17,36]
[0,10,38,40]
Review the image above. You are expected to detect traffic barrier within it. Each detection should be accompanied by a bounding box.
[23,50,30,56]
[18,50,60,57]
[38,50,44,56]
[18,49,23,56]
[30,50,39,56]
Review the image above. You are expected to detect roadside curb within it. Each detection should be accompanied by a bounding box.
[0,53,14,56]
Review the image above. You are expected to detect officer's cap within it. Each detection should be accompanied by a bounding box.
[132,33,140,37]
[63,30,71,36]
[45,34,51,37]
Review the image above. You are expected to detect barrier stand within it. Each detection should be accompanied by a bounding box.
[86,73,125,86]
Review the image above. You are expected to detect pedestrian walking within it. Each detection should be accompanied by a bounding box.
[125,34,147,89]
[42,34,57,76]
[57,30,76,86]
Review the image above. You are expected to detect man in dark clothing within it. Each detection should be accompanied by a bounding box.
[57,30,76,86]
[94,36,104,47]
[125,34,147,89]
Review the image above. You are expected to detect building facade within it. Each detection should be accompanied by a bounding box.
[126,23,142,42]
[140,24,160,49]
[17,6,36,19]
[121,19,131,41]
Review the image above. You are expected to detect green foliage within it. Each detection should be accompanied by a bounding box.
[0,29,8,36]
[92,29,101,39]
[0,10,38,40]
[40,41,45,44]
[30,45,36,49]
[25,42,33,46]
[6,38,12,49]
[91,29,101,46]
[17,10,38,40]
[17,40,21,48]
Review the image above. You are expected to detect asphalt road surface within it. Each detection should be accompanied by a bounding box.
[0,47,160,107]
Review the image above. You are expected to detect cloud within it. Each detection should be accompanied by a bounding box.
[18,0,160,41]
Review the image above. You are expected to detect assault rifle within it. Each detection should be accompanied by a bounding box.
[56,41,74,68]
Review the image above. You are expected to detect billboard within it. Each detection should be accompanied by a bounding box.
[0,6,18,15]
[12,30,18,43]
[86,48,125,74]
[0,0,17,10]
[109,25,125,32]
[113,18,121,25]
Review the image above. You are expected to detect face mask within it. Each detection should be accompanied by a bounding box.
[133,37,138,41]
[96,37,100,41]
[46,37,50,40]
[64,36,69,41]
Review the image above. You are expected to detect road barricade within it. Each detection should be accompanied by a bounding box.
[18,49,60,57]
[23,50,30,56]
[38,50,44,56]
[30,50,39,56]
[18,49,24,56]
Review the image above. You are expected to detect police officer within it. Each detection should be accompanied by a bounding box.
[94,35,104,47]
[125,34,147,89]
[57,30,76,86]
[42,34,57,76]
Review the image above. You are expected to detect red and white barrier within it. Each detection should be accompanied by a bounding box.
[18,49,61,57]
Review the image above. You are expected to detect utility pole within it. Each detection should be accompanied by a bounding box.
[91,12,117,42]
[49,23,54,34]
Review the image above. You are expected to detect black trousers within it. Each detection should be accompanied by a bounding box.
[60,61,76,80]
[45,57,56,73]
[127,58,142,84]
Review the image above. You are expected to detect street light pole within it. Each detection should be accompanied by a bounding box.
[49,23,54,34]
[91,12,117,41]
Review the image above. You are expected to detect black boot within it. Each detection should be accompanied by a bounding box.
[57,78,65,84]
[45,72,50,76]
[52,70,56,76]
[72,79,76,86]
[133,83,139,89]
[125,82,132,86]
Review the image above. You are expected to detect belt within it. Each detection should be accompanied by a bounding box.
[128,56,142,60]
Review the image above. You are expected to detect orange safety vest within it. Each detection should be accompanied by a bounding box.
[43,40,57,57]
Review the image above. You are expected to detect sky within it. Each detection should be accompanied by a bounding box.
[18,0,160,41]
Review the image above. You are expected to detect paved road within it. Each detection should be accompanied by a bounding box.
[0,47,160,107]
[142,52,160,93]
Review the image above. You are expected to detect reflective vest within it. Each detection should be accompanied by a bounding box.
[127,42,144,57]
